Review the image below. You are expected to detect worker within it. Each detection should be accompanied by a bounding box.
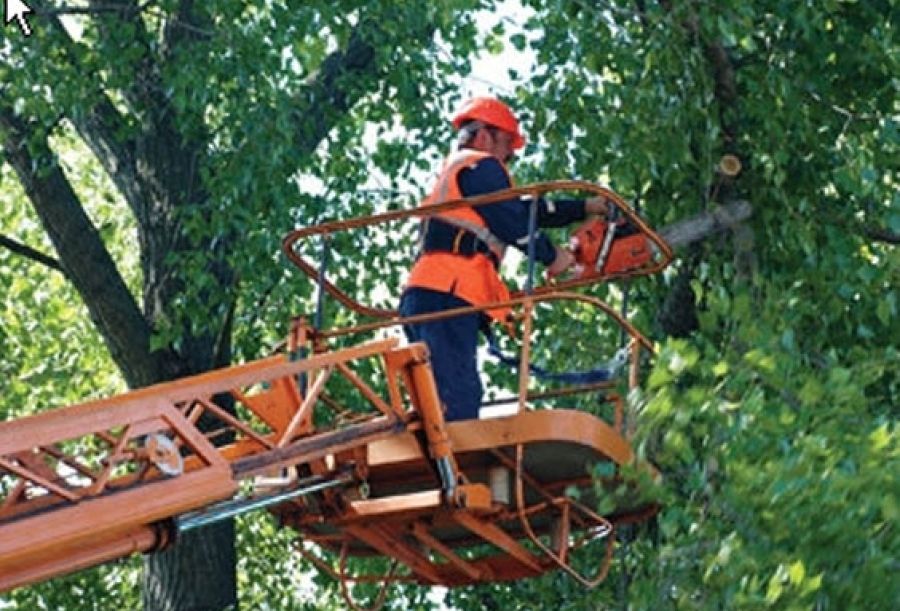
[399,96,610,421]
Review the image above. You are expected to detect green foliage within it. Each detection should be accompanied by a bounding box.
[235,513,327,610]
[0,558,142,611]
[629,329,897,609]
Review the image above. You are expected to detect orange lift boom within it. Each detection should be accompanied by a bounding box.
[0,182,672,605]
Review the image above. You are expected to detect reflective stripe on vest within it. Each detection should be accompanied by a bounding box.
[406,150,513,321]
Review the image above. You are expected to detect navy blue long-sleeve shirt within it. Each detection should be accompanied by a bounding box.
[456,156,587,265]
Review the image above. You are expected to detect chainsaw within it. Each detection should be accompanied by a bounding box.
[569,217,652,280]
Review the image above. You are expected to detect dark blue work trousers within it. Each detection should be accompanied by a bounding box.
[399,288,482,421]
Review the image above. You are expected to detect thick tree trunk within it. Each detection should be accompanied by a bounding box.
[142,522,236,611]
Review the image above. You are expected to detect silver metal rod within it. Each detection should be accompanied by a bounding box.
[176,473,351,533]
[525,196,539,295]
[436,456,457,501]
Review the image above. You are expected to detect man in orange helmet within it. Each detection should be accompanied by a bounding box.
[400,96,609,421]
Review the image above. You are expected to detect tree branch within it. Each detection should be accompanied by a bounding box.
[291,24,377,152]
[0,233,66,275]
[290,15,435,154]
[659,201,753,249]
[163,0,214,54]
[80,2,216,336]
[42,15,145,219]
[864,226,900,245]
[33,2,154,16]
[0,108,165,388]
[36,14,211,360]
[656,2,753,282]
[85,0,164,124]
[664,2,739,146]
[72,97,145,213]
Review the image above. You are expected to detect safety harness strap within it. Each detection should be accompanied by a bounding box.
[421,218,501,267]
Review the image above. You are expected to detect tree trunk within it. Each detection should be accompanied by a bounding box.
[142,522,236,611]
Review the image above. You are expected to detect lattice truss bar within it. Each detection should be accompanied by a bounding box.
[0,338,416,589]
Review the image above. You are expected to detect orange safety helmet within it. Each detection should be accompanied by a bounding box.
[451,96,526,150]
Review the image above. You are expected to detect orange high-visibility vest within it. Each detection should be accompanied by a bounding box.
[406,149,512,321]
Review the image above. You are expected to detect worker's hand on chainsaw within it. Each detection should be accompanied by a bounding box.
[546,245,576,279]
[585,196,611,217]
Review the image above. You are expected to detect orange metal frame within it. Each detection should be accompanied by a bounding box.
[0,339,415,590]
[0,181,670,606]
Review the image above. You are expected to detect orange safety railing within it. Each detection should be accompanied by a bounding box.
[282,181,673,320]
[282,181,671,413]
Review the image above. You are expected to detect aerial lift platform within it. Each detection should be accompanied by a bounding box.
[0,182,672,606]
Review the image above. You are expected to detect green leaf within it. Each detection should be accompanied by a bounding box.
[766,565,786,603]
[869,423,891,452]
[712,360,729,377]
[788,560,806,585]
[510,33,527,51]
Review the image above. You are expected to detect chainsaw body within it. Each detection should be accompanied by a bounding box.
[570,218,652,280]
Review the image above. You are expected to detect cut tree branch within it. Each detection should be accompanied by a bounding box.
[0,233,65,275]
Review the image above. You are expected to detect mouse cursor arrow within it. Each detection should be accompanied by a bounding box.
[5,0,33,37]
